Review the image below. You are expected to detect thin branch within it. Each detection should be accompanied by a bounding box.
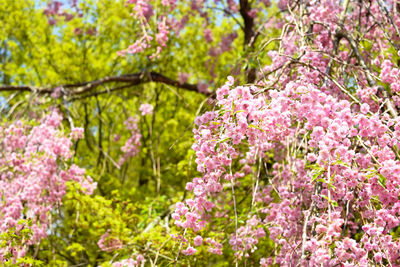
[206,6,244,29]
[229,162,238,267]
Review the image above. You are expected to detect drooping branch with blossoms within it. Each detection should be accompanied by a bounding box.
[0,110,95,264]
[170,0,400,266]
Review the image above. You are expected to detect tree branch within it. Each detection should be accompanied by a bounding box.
[0,71,207,96]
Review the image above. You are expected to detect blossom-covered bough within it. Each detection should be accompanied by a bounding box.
[0,110,95,264]
[170,0,400,266]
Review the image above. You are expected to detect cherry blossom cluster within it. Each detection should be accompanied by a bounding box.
[111,254,145,267]
[229,216,266,258]
[43,0,97,36]
[44,1,74,25]
[97,231,145,266]
[206,32,238,78]
[0,110,95,262]
[118,0,176,59]
[171,230,223,256]
[119,116,142,166]
[98,231,123,252]
[139,103,153,116]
